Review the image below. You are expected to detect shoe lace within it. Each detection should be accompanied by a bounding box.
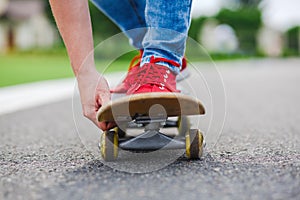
[135,56,180,91]
[128,50,143,71]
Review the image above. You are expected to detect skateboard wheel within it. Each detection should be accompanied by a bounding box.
[177,116,190,136]
[100,130,119,161]
[114,127,126,138]
[185,129,204,159]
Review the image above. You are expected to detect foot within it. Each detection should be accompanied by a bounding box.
[127,56,180,95]
[111,51,189,93]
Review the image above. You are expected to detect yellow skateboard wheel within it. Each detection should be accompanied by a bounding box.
[100,130,119,161]
[185,129,204,159]
[114,126,126,138]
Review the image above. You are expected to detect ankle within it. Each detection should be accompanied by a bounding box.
[141,55,181,74]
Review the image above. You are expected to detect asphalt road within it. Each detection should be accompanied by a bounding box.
[1,59,300,199]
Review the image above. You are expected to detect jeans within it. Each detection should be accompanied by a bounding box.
[90,0,192,73]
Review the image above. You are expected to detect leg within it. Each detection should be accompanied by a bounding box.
[142,0,193,73]
[90,0,146,49]
[91,0,147,93]
[92,0,192,94]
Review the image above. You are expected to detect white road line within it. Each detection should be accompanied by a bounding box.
[0,72,126,115]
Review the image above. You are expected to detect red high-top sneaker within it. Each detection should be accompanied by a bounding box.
[111,51,189,93]
[127,56,180,95]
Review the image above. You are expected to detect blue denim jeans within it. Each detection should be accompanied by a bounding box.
[90,0,192,73]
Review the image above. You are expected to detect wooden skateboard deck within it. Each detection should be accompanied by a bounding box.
[97,92,205,122]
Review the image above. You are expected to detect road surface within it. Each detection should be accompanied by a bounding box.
[0,59,300,199]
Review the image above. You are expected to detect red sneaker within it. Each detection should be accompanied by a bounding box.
[127,56,180,95]
[111,51,189,93]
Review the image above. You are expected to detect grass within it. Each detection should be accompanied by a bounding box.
[0,52,130,87]
[0,53,72,87]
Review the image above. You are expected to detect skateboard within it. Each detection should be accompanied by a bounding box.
[97,92,205,161]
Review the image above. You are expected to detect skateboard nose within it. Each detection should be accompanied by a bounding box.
[149,104,167,120]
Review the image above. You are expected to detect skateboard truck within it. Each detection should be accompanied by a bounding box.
[100,116,204,161]
[119,121,185,151]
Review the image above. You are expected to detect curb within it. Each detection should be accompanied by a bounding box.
[0,72,125,115]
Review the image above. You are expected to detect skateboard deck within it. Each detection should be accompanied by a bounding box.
[97,92,205,122]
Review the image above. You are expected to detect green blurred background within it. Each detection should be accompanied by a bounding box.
[0,0,299,87]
